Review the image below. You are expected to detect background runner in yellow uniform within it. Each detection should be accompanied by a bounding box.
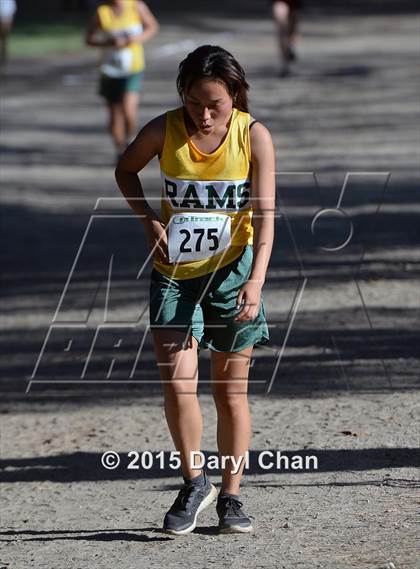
[86,0,159,159]
[115,45,275,535]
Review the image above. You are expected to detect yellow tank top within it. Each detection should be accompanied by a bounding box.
[154,107,254,280]
[97,1,144,76]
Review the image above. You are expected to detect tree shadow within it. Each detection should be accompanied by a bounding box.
[1,176,419,401]
[0,527,171,542]
[1,448,419,483]
[2,1,419,403]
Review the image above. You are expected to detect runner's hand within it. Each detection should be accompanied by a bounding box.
[113,35,130,48]
[144,218,168,264]
[234,281,262,322]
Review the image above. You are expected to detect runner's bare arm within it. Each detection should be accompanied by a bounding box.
[235,121,275,321]
[130,1,159,43]
[85,12,114,48]
[115,115,165,220]
[249,121,276,286]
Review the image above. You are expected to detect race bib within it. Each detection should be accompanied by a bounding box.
[101,47,133,78]
[167,213,231,264]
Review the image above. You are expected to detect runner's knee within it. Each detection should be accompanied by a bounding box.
[212,389,248,415]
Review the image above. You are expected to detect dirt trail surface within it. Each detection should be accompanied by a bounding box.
[0,3,419,568]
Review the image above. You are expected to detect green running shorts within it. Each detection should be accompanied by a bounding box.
[149,245,270,352]
[99,71,144,104]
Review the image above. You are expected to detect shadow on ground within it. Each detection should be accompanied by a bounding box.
[1,448,419,483]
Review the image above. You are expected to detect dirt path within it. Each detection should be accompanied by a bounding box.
[0,4,419,568]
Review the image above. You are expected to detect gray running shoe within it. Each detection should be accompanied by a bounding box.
[216,493,254,533]
[163,472,217,535]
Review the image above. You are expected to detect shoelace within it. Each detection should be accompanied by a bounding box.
[219,496,244,517]
[172,483,197,511]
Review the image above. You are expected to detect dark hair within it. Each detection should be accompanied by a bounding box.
[177,45,249,113]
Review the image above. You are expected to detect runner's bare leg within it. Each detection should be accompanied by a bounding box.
[211,346,253,494]
[153,330,203,479]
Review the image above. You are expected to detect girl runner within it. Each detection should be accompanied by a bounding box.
[86,0,159,159]
[0,0,17,68]
[115,45,275,535]
[271,0,303,76]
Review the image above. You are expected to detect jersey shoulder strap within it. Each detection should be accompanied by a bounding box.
[249,119,260,130]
